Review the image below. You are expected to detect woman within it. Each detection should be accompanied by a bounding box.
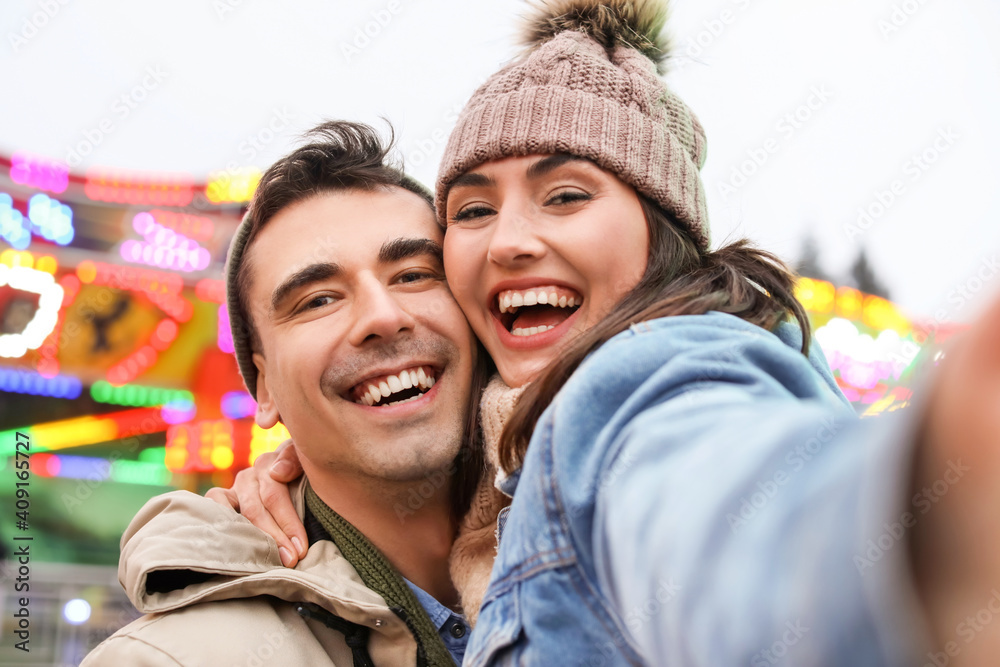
[216,1,1000,664]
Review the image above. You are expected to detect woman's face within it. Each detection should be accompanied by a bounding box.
[443,154,649,387]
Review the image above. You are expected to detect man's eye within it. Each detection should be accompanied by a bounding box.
[398,271,435,284]
[545,190,591,206]
[301,295,336,311]
[450,205,495,223]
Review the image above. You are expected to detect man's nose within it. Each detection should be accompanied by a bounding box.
[347,277,417,347]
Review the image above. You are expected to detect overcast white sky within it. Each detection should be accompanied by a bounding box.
[3,0,999,323]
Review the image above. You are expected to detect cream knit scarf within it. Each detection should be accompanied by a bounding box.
[449,374,525,626]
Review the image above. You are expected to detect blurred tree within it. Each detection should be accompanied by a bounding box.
[795,233,833,282]
[850,246,891,299]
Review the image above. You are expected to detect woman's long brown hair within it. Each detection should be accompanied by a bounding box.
[498,196,811,473]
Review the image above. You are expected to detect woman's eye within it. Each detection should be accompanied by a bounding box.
[450,205,495,223]
[545,190,591,206]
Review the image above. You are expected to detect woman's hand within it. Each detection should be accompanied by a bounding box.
[913,291,1000,664]
[205,440,307,567]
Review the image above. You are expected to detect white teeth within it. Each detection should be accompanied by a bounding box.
[499,293,519,314]
[356,366,437,406]
[497,289,582,314]
[511,325,555,337]
[386,394,421,407]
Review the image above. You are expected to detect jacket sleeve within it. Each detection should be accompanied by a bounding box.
[591,341,931,666]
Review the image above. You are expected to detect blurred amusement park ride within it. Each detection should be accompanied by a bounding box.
[0,149,968,666]
[0,151,965,551]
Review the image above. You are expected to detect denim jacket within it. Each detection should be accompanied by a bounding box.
[465,312,928,666]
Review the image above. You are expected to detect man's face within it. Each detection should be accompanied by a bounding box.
[247,187,477,484]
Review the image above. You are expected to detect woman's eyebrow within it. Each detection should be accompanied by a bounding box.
[449,172,495,190]
[526,154,587,180]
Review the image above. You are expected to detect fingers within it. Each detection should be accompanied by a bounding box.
[205,486,240,511]
[258,463,309,563]
[268,440,305,483]
[230,466,302,568]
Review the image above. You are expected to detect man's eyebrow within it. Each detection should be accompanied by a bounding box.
[526,153,587,180]
[270,262,341,313]
[378,237,443,265]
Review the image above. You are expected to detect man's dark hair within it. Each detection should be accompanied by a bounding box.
[234,120,433,353]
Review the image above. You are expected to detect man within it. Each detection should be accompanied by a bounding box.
[83,121,485,666]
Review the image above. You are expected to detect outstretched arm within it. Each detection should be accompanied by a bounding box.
[911,293,1000,666]
[585,296,1000,665]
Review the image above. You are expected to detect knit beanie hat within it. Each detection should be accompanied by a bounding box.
[224,214,259,400]
[436,0,710,249]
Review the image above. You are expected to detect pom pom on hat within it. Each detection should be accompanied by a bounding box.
[519,0,671,72]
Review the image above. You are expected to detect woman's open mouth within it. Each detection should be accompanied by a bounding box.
[494,286,583,337]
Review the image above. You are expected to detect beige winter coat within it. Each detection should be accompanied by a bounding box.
[82,479,419,666]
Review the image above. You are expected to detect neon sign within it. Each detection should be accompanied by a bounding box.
[0,264,64,358]
[28,193,75,245]
[85,168,195,207]
[121,211,210,272]
[10,153,69,194]
[0,193,30,250]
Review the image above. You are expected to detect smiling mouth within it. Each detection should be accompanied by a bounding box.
[495,286,583,337]
[349,365,437,407]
